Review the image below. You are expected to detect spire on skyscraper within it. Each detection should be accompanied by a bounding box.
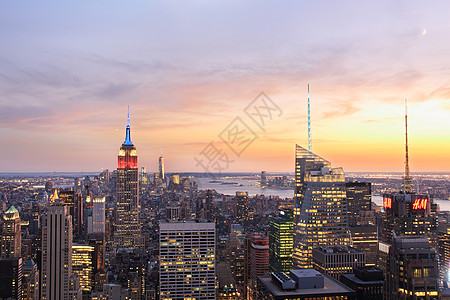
[308,84,311,153]
[404,99,412,193]
[123,106,133,146]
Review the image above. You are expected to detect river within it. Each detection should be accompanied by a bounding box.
[195,177,450,212]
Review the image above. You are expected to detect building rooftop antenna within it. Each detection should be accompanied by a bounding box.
[308,84,311,153]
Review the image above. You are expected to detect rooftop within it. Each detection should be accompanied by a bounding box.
[259,272,354,297]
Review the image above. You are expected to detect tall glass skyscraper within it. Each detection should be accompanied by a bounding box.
[269,210,293,272]
[293,145,349,268]
[114,109,141,249]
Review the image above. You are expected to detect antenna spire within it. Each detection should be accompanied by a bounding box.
[404,99,412,193]
[123,106,133,146]
[127,105,130,126]
[308,84,311,152]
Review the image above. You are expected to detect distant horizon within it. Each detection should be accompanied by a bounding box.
[1,170,449,177]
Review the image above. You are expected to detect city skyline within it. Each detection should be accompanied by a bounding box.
[1,1,450,173]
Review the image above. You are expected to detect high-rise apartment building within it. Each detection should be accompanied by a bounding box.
[293,145,349,268]
[115,109,140,249]
[41,205,73,300]
[269,210,293,273]
[159,221,215,300]
[1,206,21,258]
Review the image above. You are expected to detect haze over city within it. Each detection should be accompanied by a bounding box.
[1,1,449,173]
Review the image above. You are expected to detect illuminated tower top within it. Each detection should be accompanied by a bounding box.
[118,107,137,169]
[123,106,133,147]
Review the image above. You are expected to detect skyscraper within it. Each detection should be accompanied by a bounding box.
[41,205,73,300]
[115,108,141,249]
[22,258,39,300]
[345,181,371,227]
[236,192,249,230]
[91,197,105,234]
[159,150,165,184]
[1,206,21,258]
[60,191,84,239]
[293,145,349,268]
[0,257,22,299]
[389,236,438,299]
[159,221,216,300]
[269,210,294,273]
[381,193,436,247]
[438,223,450,287]
[72,243,94,294]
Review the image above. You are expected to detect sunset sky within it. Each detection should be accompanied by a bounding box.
[1,1,449,173]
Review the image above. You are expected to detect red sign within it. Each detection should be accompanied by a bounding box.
[412,198,428,210]
[383,197,392,209]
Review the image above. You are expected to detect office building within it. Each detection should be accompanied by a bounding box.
[72,243,94,294]
[22,258,39,300]
[169,174,180,185]
[159,151,165,185]
[102,284,121,300]
[250,235,269,280]
[340,266,384,300]
[159,221,215,300]
[439,223,450,286]
[236,192,249,230]
[388,236,438,299]
[115,109,141,249]
[41,205,73,300]
[349,225,378,266]
[381,192,437,248]
[293,145,349,268]
[247,234,269,299]
[345,181,371,226]
[91,197,105,234]
[60,191,85,239]
[261,171,267,187]
[269,210,294,272]
[257,269,355,299]
[68,276,82,299]
[0,257,22,299]
[205,189,215,221]
[1,206,21,258]
[312,246,365,280]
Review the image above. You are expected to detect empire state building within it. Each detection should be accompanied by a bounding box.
[114,109,141,249]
